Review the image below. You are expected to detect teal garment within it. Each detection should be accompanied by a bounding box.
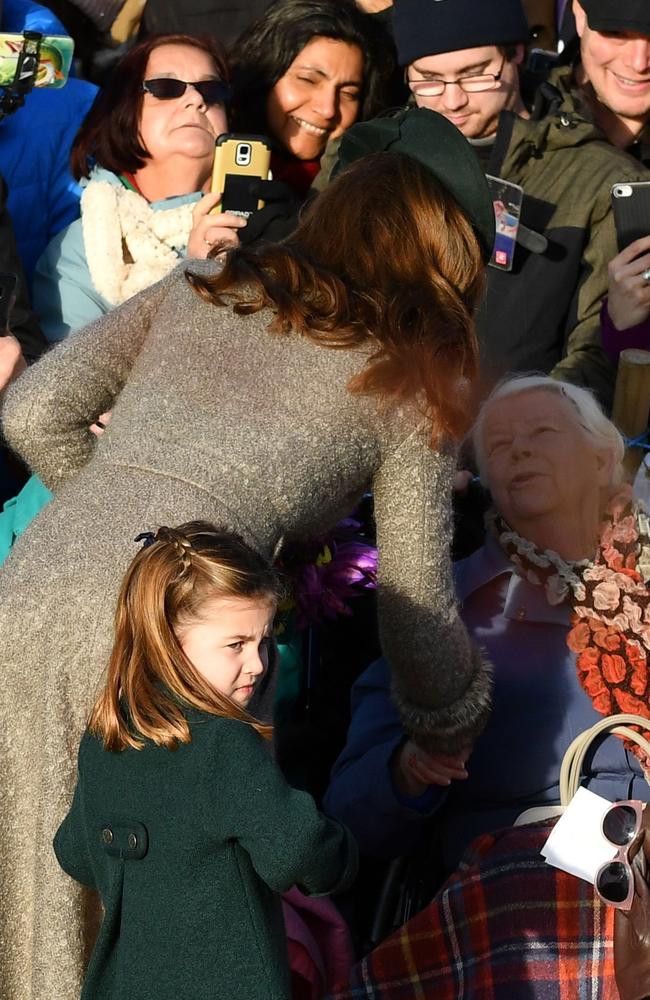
[54,713,358,1000]
[0,474,52,565]
[274,610,304,727]
[32,167,202,343]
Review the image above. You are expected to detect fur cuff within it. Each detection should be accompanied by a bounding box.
[391,646,493,754]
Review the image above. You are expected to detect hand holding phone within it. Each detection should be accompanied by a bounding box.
[187,193,247,258]
[607,235,650,332]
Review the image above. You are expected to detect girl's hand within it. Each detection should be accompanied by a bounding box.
[186,192,247,259]
[0,332,26,391]
[391,738,471,799]
[607,236,650,331]
[89,409,112,437]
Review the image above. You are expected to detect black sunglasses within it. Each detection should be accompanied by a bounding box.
[142,78,231,106]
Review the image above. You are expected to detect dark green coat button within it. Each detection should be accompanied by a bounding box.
[101,828,113,845]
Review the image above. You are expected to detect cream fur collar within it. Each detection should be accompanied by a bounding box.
[81,180,195,306]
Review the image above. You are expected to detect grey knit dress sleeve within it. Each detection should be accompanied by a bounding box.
[372,424,492,754]
[1,272,173,491]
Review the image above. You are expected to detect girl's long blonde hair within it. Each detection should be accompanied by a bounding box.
[89,522,280,751]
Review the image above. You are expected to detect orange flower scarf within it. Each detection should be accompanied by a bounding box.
[491,487,650,772]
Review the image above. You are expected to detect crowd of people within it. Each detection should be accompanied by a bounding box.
[2,0,650,998]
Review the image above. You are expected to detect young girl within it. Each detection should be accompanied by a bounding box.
[53,521,357,1000]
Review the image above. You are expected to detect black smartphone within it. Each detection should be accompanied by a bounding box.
[612,182,650,252]
[0,272,17,332]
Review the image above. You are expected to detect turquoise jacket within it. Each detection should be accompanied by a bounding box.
[0,475,51,565]
[32,167,202,343]
[54,713,357,1000]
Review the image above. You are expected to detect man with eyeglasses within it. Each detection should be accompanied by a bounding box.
[392,0,650,409]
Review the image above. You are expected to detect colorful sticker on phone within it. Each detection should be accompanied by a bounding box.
[0,34,74,90]
[486,174,524,272]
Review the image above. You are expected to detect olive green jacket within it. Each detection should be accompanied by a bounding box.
[492,64,649,406]
[54,713,358,1000]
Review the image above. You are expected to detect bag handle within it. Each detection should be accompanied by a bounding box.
[560,714,650,807]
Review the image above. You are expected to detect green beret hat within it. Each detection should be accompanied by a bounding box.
[333,106,495,263]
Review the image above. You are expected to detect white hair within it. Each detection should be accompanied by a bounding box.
[471,374,625,488]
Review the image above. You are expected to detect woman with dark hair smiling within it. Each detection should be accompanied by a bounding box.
[229,0,393,198]
[0,107,494,998]
[32,33,244,343]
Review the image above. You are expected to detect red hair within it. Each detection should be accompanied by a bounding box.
[187,151,485,445]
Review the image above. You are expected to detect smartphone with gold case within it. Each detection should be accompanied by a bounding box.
[210,134,272,219]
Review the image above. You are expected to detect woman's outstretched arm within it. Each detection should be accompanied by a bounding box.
[372,425,492,755]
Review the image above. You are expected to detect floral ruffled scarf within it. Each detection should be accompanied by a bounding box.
[489,486,650,773]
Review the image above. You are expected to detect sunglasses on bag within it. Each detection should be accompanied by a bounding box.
[595,800,645,910]
[142,78,232,106]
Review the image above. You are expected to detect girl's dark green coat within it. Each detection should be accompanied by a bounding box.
[54,713,358,1000]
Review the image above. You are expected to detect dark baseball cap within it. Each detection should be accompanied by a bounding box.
[580,0,650,34]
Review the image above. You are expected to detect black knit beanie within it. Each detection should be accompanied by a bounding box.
[393,0,530,67]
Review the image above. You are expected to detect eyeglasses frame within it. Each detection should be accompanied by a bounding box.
[406,53,508,98]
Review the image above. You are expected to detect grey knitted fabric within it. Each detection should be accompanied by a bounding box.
[0,263,491,999]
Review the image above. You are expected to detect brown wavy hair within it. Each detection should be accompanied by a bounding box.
[186,151,485,445]
[89,522,280,752]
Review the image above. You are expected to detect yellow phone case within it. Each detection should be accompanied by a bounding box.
[210,134,272,217]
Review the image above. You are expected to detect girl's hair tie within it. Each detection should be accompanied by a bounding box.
[134,531,157,548]
[155,526,194,575]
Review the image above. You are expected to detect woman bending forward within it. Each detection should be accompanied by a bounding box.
[0,108,494,999]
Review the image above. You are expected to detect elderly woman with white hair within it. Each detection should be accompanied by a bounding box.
[324,374,650,999]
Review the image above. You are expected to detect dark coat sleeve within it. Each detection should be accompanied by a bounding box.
[0,173,46,362]
[206,721,358,896]
[323,658,447,859]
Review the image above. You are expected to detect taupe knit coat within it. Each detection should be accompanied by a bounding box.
[0,263,490,1000]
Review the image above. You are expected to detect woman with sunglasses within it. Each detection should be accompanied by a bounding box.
[31,33,243,344]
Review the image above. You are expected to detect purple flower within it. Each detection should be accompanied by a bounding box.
[291,538,377,628]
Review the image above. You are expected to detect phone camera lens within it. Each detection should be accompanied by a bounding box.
[236,143,252,167]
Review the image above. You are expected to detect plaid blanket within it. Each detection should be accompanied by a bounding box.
[328,821,617,1000]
